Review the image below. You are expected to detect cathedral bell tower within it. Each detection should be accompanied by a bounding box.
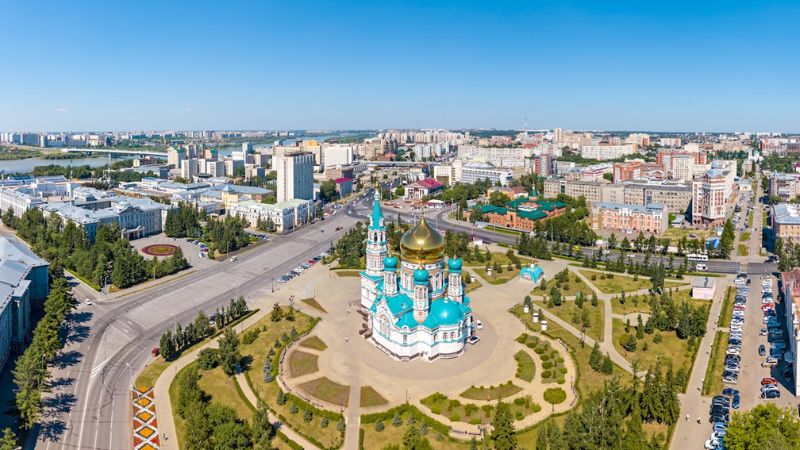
[366,191,388,277]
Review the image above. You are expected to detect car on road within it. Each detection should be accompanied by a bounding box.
[476,320,483,330]
[84,298,92,305]
[759,344,766,356]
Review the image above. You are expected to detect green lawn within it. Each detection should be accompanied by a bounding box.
[515,333,568,384]
[718,287,735,328]
[333,270,361,277]
[135,357,169,390]
[288,350,319,377]
[511,305,629,399]
[421,392,541,425]
[298,335,328,351]
[611,289,707,316]
[239,310,344,448]
[611,318,693,372]
[737,244,749,256]
[463,273,482,294]
[463,251,531,267]
[740,231,751,242]
[533,299,604,343]
[198,365,255,421]
[298,377,351,407]
[531,274,593,299]
[514,351,535,382]
[474,266,520,284]
[300,297,327,313]
[360,386,389,408]
[459,381,522,401]
[702,331,730,396]
[579,269,654,294]
[361,410,469,450]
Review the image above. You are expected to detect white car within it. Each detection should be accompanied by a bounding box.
[84,298,92,305]
[476,320,483,330]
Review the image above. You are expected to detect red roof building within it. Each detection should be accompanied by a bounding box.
[405,178,444,200]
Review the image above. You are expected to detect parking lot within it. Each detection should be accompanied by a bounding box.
[738,274,795,409]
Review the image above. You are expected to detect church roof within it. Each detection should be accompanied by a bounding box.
[370,191,384,229]
[423,299,471,328]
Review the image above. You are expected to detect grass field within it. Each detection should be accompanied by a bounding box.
[421,392,541,425]
[474,266,520,284]
[298,335,328,351]
[579,269,653,293]
[514,351,535,382]
[718,287,735,328]
[459,381,522,401]
[611,318,693,372]
[360,410,469,450]
[360,386,389,408]
[135,358,169,390]
[533,299,604,342]
[702,331,730,396]
[300,297,327,313]
[737,244,749,256]
[333,270,361,277]
[299,377,351,407]
[531,274,593,299]
[740,231,751,242]
[511,304,629,399]
[239,310,344,448]
[288,350,319,377]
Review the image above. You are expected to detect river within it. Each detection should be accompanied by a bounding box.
[0,156,129,175]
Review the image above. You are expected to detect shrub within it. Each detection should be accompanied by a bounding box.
[469,418,481,425]
[515,411,524,420]
[542,361,553,370]
[513,397,526,406]
[541,370,552,379]
[430,406,441,415]
[543,388,567,404]
[449,414,460,422]
[197,348,219,370]
[289,403,298,414]
[559,367,568,374]
[320,417,329,428]
[392,412,403,426]
[535,346,546,354]
[375,420,384,432]
[557,377,565,384]
[653,333,663,343]
[532,404,542,413]
[540,353,550,362]
[303,409,313,422]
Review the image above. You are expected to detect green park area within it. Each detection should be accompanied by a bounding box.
[287,350,319,377]
[360,405,469,450]
[515,333,568,384]
[298,335,327,351]
[531,269,592,299]
[511,305,628,399]
[579,269,687,294]
[298,377,351,407]
[473,266,520,284]
[610,288,706,317]
[421,392,541,425]
[460,381,522,401]
[514,351,535,382]
[360,385,389,408]
[533,296,604,342]
[239,308,345,449]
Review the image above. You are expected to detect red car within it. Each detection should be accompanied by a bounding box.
[761,377,778,386]
[151,347,160,357]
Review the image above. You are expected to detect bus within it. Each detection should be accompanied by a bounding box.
[687,253,709,262]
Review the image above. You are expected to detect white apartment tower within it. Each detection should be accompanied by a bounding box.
[275,151,314,202]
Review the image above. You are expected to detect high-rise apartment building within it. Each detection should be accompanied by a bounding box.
[275,152,314,202]
[692,170,728,227]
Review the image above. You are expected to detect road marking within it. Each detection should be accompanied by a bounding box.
[90,355,112,379]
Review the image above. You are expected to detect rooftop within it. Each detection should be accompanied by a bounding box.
[774,203,800,225]
[692,277,716,289]
[593,202,666,214]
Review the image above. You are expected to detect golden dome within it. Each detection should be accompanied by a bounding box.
[400,215,445,263]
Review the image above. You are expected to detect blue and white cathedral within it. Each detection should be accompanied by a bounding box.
[360,192,474,361]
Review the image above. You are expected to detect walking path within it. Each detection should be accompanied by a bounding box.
[669,275,733,450]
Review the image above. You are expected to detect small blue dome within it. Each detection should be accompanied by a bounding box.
[413,268,430,284]
[447,258,463,271]
[429,299,464,326]
[383,256,398,269]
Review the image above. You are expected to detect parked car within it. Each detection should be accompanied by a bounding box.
[732,394,740,409]
[762,377,779,386]
[759,344,766,356]
[762,390,781,399]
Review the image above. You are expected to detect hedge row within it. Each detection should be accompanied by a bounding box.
[361,403,451,437]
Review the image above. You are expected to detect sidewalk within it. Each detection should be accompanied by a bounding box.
[669,275,732,450]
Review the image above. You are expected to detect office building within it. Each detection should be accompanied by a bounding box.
[229,199,314,233]
[590,202,668,234]
[579,143,638,160]
[0,236,49,370]
[458,162,513,186]
[275,151,314,202]
[613,161,642,183]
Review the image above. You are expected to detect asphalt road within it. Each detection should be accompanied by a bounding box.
[35,195,368,450]
[347,204,778,276]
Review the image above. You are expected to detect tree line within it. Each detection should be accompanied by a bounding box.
[158,297,248,361]
[164,203,251,258]
[13,277,76,432]
[3,208,188,289]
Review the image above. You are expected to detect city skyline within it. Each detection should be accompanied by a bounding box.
[1,1,799,131]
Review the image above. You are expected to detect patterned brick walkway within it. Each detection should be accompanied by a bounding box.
[132,386,160,450]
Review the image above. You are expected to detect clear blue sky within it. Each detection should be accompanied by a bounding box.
[1,1,798,132]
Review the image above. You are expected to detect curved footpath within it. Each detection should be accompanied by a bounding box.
[152,287,323,450]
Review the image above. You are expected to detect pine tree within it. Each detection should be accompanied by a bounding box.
[0,428,17,450]
[490,402,518,450]
[591,292,598,307]
[589,342,602,371]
